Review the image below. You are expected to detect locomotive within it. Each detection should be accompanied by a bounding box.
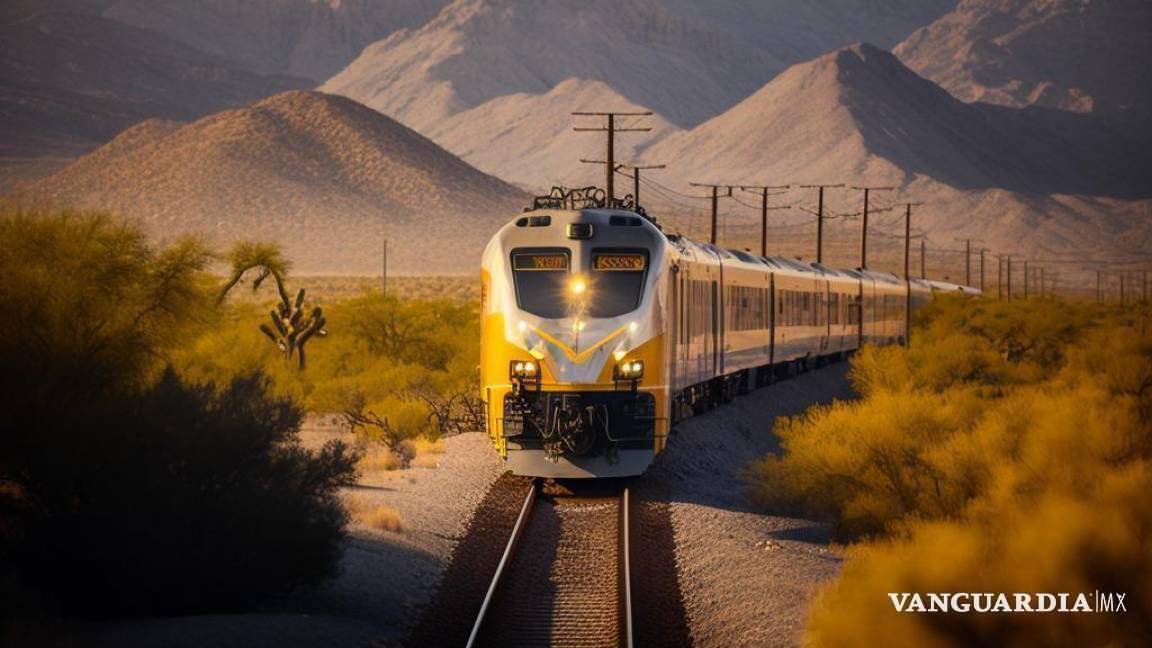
[479,189,976,478]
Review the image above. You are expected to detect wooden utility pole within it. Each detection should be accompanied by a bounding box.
[578,160,665,210]
[572,111,652,204]
[963,240,972,286]
[628,164,665,209]
[381,238,388,298]
[920,238,926,279]
[901,202,923,347]
[1097,270,1102,304]
[739,184,791,257]
[997,255,1004,299]
[690,182,735,245]
[1121,272,1127,306]
[851,186,893,269]
[1006,256,1013,301]
[799,183,845,264]
[980,248,986,293]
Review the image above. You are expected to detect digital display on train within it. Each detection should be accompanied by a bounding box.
[593,253,646,271]
[512,252,569,271]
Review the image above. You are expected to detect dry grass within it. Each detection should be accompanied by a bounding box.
[361,506,403,532]
[344,493,403,533]
[357,446,404,473]
[402,436,445,469]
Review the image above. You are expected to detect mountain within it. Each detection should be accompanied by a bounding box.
[894,0,1151,123]
[422,78,679,191]
[641,44,1151,271]
[0,7,309,185]
[321,0,955,131]
[102,0,449,81]
[7,91,528,274]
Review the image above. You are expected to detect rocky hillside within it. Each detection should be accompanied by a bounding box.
[0,6,308,182]
[321,0,954,131]
[641,44,1151,272]
[895,0,1151,125]
[8,91,528,274]
[103,0,448,81]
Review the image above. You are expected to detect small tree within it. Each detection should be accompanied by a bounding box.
[217,242,327,369]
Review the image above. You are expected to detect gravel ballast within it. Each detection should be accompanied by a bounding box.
[644,362,856,647]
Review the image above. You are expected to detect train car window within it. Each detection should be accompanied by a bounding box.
[676,277,682,345]
[588,249,649,318]
[510,248,570,318]
[710,281,719,371]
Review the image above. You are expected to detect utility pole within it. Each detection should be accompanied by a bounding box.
[799,184,845,264]
[572,111,652,204]
[980,248,986,293]
[963,239,972,286]
[627,164,665,209]
[689,182,735,245]
[1097,270,1102,304]
[1040,267,1045,298]
[997,255,1004,299]
[1121,272,1126,306]
[920,238,926,279]
[1027,258,1036,299]
[851,186,893,269]
[739,184,791,257]
[1006,256,1013,301]
[901,202,923,347]
[579,160,665,210]
[381,238,388,298]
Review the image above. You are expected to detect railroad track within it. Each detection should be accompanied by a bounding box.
[466,479,633,648]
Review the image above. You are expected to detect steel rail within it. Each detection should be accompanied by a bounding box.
[465,479,538,648]
[620,487,634,648]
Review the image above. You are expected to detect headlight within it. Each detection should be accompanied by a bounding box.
[510,360,539,380]
[614,359,644,381]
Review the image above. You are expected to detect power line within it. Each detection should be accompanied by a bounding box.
[688,182,737,245]
[737,184,791,256]
[798,184,845,263]
[572,110,652,203]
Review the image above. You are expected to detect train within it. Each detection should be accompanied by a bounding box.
[479,189,979,478]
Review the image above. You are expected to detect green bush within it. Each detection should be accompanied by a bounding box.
[180,292,484,451]
[0,211,356,616]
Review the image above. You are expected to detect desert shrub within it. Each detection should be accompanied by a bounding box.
[178,292,484,454]
[807,462,1152,647]
[7,372,357,614]
[747,295,1151,643]
[0,211,356,617]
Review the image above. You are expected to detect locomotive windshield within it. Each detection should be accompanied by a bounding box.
[587,249,648,318]
[511,248,570,318]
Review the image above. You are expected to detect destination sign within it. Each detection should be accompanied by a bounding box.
[593,253,646,271]
[513,253,569,271]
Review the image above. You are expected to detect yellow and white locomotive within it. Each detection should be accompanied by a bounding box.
[480,188,975,478]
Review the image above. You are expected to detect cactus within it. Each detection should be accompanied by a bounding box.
[218,241,327,369]
[257,287,327,369]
